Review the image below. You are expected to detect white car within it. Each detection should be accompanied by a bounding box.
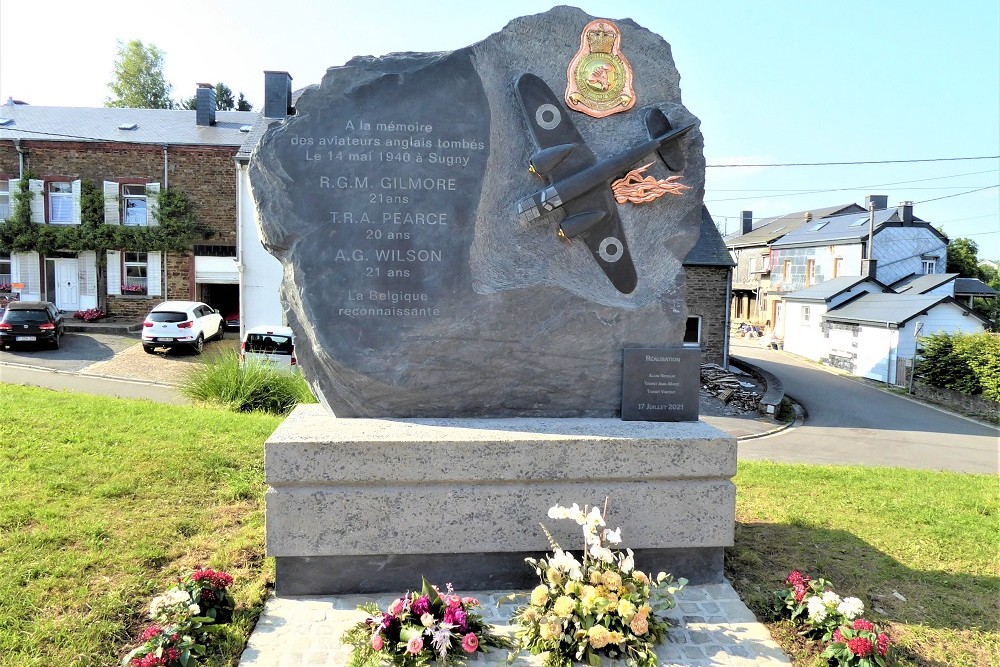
[141,300,225,354]
[240,325,297,370]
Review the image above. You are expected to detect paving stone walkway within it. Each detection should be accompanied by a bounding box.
[238,581,790,666]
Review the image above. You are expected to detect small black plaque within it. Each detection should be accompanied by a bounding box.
[621,347,700,421]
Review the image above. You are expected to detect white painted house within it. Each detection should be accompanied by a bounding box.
[782,274,990,384]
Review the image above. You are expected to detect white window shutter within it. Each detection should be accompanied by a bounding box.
[17,251,40,293]
[28,179,44,223]
[79,251,97,296]
[107,251,122,295]
[147,251,162,296]
[104,181,120,224]
[146,183,160,226]
[71,180,82,224]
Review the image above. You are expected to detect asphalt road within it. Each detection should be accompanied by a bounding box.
[732,338,999,474]
[0,364,184,404]
[0,332,137,372]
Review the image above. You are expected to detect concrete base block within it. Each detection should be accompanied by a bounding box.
[265,405,736,594]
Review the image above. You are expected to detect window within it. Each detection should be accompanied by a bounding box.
[833,257,843,277]
[802,306,811,325]
[122,185,148,226]
[782,260,791,282]
[806,259,816,286]
[0,180,9,221]
[810,222,828,231]
[0,252,10,291]
[123,252,148,295]
[48,182,73,223]
[922,259,936,274]
[683,316,701,347]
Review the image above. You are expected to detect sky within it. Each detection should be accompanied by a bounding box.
[2,0,998,259]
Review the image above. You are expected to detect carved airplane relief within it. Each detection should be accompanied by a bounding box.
[514,73,695,294]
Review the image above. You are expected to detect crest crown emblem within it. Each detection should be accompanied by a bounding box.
[565,19,636,118]
[587,25,616,54]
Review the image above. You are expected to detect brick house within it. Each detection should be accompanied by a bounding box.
[0,86,257,318]
[684,206,736,366]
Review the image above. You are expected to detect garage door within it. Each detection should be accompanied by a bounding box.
[195,256,239,284]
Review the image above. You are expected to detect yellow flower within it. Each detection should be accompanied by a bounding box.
[617,599,637,622]
[589,571,603,585]
[531,585,550,606]
[553,595,576,618]
[630,615,649,636]
[608,631,625,645]
[602,571,622,591]
[539,621,561,641]
[587,625,611,649]
[633,571,649,585]
[522,607,539,623]
[638,604,652,619]
[605,592,619,607]
[546,568,563,585]
[565,581,583,596]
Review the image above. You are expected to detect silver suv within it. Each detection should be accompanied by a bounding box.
[141,300,224,354]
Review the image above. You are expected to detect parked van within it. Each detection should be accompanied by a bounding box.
[240,325,297,369]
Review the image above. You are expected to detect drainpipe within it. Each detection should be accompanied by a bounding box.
[162,145,168,301]
[723,267,732,368]
[885,321,892,386]
[908,321,923,394]
[14,139,25,178]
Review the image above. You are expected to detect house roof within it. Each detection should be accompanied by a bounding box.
[725,203,863,249]
[0,104,259,147]
[683,206,736,267]
[236,116,275,160]
[892,272,957,294]
[823,292,988,327]
[783,276,884,302]
[954,277,998,298]
[771,208,899,249]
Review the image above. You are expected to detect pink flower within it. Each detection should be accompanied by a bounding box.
[407,636,424,654]
[446,594,462,608]
[786,570,809,586]
[462,632,479,653]
[876,632,890,656]
[139,624,162,642]
[847,637,874,657]
[832,627,844,643]
[462,596,480,606]
[852,618,875,632]
[370,634,384,651]
[793,584,807,603]
[388,597,406,616]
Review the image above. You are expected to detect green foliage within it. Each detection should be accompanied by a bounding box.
[106,39,173,109]
[946,237,983,279]
[181,351,316,415]
[916,331,1000,401]
[0,179,209,254]
[179,82,253,111]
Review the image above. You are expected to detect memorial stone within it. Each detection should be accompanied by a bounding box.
[250,5,706,418]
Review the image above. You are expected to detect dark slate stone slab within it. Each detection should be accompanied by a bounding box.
[250,6,705,417]
[621,347,700,421]
[274,548,723,595]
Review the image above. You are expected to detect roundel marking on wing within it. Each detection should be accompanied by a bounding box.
[535,104,561,130]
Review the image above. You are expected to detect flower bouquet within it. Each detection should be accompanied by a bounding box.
[773,570,865,640]
[509,502,686,667]
[822,618,895,666]
[341,577,513,666]
[122,587,211,667]
[181,567,235,624]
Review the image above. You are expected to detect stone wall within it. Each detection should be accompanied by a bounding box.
[912,381,999,422]
[684,265,729,365]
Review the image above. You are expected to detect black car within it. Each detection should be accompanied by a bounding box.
[0,301,65,350]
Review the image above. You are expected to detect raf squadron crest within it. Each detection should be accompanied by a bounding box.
[565,19,636,118]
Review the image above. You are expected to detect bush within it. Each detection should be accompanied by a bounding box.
[181,351,316,414]
[916,332,1000,401]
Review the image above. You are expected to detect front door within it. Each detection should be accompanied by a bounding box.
[54,258,79,311]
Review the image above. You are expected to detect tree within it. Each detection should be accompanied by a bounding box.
[106,39,173,109]
[179,83,253,111]
[946,237,982,279]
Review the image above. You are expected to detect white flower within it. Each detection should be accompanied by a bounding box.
[586,506,605,528]
[550,548,583,580]
[604,527,622,544]
[822,590,842,606]
[589,544,615,564]
[548,505,568,519]
[838,597,864,620]
[806,596,827,622]
[620,548,635,574]
[188,603,201,616]
[431,622,455,658]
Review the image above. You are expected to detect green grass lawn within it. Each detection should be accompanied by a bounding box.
[0,383,996,666]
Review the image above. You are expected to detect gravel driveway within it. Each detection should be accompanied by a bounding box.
[82,337,239,385]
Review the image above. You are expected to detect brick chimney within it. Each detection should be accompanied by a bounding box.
[196,83,216,126]
[264,71,294,118]
[865,194,888,211]
[897,201,914,224]
[741,210,753,235]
